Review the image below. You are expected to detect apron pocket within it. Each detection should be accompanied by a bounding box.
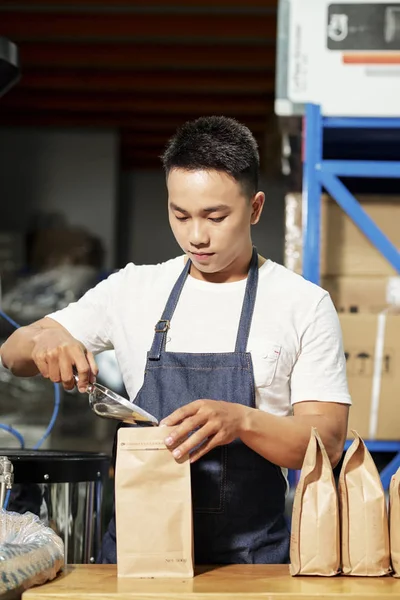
[191,445,227,514]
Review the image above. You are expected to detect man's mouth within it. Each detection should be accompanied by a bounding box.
[190,251,214,259]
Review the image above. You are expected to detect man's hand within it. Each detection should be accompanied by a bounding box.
[160,399,249,463]
[160,399,349,470]
[31,327,98,392]
[1,317,98,391]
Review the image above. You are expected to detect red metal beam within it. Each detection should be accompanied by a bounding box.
[1,12,276,41]
[0,112,269,131]
[18,42,276,70]
[17,69,275,95]
[1,89,273,115]
[1,0,277,8]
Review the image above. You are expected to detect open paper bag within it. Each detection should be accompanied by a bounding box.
[115,426,193,578]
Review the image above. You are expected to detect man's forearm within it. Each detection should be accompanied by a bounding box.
[1,326,41,376]
[239,407,345,470]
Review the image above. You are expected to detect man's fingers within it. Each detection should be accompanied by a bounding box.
[73,351,92,392]
[161,401,202,426]
[189,437,217,463]
[86,351,98,380]
[47,352,62,383]
[59,353,75,390]
[164,414,206,448]
[34,352,49,379]
[32,342,94,393]
[169,423,215,460]
[29,329,95,392]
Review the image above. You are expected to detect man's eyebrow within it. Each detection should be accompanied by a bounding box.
[169,202,189,214]
[169,202,230,213]
[203,204,230,213]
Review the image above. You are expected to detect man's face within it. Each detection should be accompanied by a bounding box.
[167,168,264,282]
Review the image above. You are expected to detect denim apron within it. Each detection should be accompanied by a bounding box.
[99,247,289,565]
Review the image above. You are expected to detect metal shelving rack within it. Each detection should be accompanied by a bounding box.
[302,103,400,490]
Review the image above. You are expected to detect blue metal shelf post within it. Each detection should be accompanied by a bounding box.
[303,103,400,284]
[302,103,400,490]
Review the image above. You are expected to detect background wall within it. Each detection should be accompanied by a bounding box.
[0,128,118,268]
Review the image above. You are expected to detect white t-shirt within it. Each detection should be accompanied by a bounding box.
[47,256,351,415]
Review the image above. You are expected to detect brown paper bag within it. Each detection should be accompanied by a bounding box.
[390,467,400,577]
[115,426,194,578]
[339,431,391,576]
[290,428,340,576]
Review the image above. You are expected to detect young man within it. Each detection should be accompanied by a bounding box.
[1,116,350,565]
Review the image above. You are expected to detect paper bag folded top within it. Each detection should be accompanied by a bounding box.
[339,431,391,577]
[290,428,340,576]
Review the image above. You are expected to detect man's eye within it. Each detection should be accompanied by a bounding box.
[209,217,226,223]
[176,215,189,222]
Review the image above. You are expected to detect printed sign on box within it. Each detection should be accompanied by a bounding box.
[276,0,400,116]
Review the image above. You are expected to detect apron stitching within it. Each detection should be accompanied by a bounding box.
[146,366,249,371]
[146,352,251,358]
[249,359,256,408]
[222,444,227,508]
[148,352,250,357]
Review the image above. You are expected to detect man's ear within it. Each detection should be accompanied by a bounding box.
[250,192,265,225]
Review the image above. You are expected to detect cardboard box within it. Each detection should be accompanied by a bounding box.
[285,193,400,277]
[339,313,400,440]
[322,276,389,314]
[31,227,104,270]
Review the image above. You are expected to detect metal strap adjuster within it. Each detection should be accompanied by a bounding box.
[154,319,170,333]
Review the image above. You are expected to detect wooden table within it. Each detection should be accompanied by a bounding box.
[21,564,400,599]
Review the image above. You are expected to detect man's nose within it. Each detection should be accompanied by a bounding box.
[189,220,209,247]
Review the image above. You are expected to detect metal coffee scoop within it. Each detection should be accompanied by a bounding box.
[73,375,158,426]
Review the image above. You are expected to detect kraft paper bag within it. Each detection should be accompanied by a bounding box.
[339,430,391,576]
[115,426,194,578]
[390,468,400,577]
[290,428,340,576]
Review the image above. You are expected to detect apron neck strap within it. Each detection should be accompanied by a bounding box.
[148,258,191,360]
[235,246,259,353]
[148,247,259,360]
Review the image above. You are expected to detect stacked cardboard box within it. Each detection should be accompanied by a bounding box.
[284,192,400,312]
[340,313,400,440]
[284,193,400,439]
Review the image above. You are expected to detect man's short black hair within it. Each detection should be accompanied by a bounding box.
[161,116,259,198]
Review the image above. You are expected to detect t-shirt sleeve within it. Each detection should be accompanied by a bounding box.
[46,271,123,354]
[290,293,351,405]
